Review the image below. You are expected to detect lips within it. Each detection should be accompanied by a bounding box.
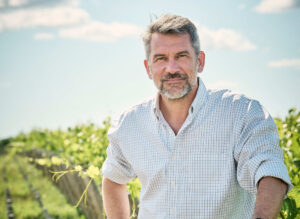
[165,78,185,83]
[161,73,188,82]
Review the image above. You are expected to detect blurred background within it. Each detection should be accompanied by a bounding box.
[1,0,300,139]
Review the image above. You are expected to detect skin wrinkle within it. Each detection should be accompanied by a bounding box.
[145,33,202,101]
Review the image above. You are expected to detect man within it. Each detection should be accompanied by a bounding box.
[102,14,292,219]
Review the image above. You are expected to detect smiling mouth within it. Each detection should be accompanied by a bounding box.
[164,78,185,83]
[161,74,187,83]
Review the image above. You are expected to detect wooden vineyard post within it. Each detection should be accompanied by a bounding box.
[25,149,105,219]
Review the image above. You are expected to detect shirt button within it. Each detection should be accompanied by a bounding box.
[172,155,176,160]
[169,130,172,135]
[171,181,175,187]
[170,209,174,214]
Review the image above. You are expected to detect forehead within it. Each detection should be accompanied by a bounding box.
[149,33,193,56]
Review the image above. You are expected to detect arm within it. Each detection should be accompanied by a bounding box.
[252,176,287,219]
[102,176,130,219]
[234,100,292,195]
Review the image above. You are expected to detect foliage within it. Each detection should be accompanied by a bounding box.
[275,108,300,218]
[0,154,81,219]
[9,118,110,171]
[1,109,300,218]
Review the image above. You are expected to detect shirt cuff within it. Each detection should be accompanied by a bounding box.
[255,160,293,198]
[102,159,134,185]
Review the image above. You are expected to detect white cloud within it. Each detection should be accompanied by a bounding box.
[0,7,90,32]
[0,0,5,8]
[52,0,79,7]
[268,58,300,69]
[0,0,143,43]
[198,26,256,51]
[8,0,31,7]
[34,32,54,40]
[255,0,300,13]
[0,0,79,8]
[59,21,143,42]
[206,80,239,90]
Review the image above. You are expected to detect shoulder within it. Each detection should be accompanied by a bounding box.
[207,87,251,107]
[205,87,266,118]
[108,96,155,136]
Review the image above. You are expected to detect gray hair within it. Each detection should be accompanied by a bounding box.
[142,14,200,60]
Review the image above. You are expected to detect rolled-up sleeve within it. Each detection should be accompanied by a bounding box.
[234,99,293,195]
[102,134,136,185]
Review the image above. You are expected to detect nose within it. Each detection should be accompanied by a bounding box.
[165,58,180,74]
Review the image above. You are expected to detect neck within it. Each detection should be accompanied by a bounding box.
[159,82,198,135]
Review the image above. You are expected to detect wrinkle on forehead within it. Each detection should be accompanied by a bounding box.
[149,33,194,60]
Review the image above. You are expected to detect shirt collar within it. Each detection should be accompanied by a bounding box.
[152,77,208,120]
[152,92,161,120]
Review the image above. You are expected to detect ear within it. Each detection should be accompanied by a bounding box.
[197,51,205,73]
[144,59,152,79]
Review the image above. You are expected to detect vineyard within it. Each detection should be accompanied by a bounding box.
[0,109,299,218]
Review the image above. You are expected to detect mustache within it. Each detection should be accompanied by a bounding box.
[160,73,188,82]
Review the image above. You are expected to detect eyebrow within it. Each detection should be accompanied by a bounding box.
[152,50,191,60]
[176,50,190,56]
[152,54,166,59]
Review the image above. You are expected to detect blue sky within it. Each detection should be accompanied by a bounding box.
[0,0,300,139]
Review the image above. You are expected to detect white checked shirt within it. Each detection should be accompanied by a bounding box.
[102,78,292,219]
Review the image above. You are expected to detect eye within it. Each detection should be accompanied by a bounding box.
[155,56,167,62]
[176,54,187,59]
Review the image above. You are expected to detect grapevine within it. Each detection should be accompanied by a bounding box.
[1,110,299,218]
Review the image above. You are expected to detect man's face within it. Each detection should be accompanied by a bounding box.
[144,33,205,100]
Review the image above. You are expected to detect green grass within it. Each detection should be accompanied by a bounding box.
[0,154,42,218]
[0,153,85,219]
[17,156,84,219]
[0,177,7,219]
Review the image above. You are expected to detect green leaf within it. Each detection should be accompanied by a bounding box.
[86,165,100,179]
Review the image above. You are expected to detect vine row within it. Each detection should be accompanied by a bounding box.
[15,157,53,219]
[3,166,15,219]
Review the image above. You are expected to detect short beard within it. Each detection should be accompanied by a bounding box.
[156,68,198,100]
[160,73,193,100]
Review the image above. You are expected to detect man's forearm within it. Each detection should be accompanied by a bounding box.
[253,176,287,219]
[102,177,130,219]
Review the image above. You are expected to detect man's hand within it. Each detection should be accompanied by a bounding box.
[253,176,288,219]
[102,177,130,219]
